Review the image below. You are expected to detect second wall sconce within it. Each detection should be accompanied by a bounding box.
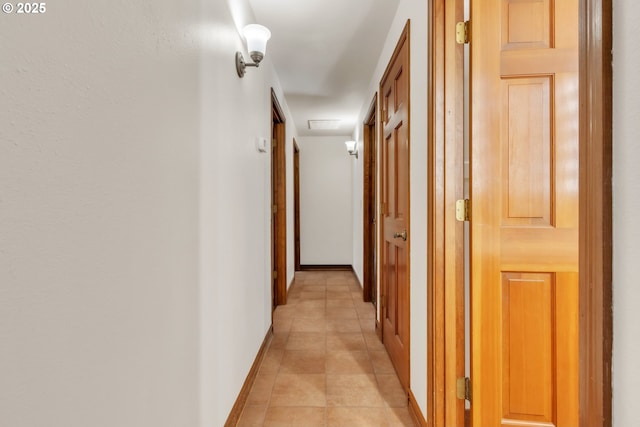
[345,140,358,159]
[236,24,271,78]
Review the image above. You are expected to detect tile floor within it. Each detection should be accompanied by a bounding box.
[237,270,417,427]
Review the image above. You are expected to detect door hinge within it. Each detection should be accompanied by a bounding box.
[456,377,472,401]
[272,204,278,214]
[456,21,470,44]
[273,270,278,280]
[456,199,470,222]
[272,139,276,148]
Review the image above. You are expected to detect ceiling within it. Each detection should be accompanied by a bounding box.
[247,0,401,137]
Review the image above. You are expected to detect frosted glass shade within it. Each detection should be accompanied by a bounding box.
[243,24,271,56]
[345,140,357,152]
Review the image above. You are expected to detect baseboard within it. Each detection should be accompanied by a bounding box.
[299,264,352,271]
[224,327,273,427]
[408,389,428,427]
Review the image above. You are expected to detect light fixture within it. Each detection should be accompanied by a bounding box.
[236,24,271,78]
[345,140,358,159]
[308,120,341,130]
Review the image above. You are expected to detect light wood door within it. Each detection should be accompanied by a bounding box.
[470,1,579,426]
[381,24,410,391]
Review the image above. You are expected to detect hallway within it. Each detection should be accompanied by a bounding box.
[237,271,416,426]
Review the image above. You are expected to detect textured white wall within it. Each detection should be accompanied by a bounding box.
[0,1,201,426]
[2,1,632,425]
[285,98,298,287]
[0,0,297,426]
[355,0,429,417]
[351,137,364,282]
[613,0,640,425]
[298,136,354,265]
[199,1,297,425]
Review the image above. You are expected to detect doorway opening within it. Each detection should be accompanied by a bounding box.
[271,89,287,309]
[293,139,301,272]
[363,94,377,304]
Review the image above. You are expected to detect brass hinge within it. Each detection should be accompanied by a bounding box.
[456,21,470,44]
[456,199,470,222]
[272,204,278,214]
[273,270,278,279]
[456,377,472,401]
[272,139,276,148]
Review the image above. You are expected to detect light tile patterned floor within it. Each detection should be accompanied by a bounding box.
[237,270,417,427]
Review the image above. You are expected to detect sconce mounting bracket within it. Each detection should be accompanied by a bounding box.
[236,52,247,77]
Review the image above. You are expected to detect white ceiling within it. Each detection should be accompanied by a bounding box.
[247,0,401,137]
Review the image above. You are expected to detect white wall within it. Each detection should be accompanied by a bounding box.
[0,0,297,426]
[0,1,201,426]
[199,1,299,425]
[1,0,632,425]
[298,136,354,265]
[613,0,640,425]
[351,136,365,282]
[353,0,429,417]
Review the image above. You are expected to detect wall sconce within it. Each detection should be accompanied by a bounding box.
[236,24,271,78]
[345,140,358,159]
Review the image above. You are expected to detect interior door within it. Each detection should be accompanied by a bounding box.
[470,1,579,426]
[380,24,410,391]
[271,91,287,308]
[293,141,300,271]
[363,96,377,304]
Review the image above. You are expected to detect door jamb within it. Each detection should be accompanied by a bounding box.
[578,1,613,425]
[427,0,449,424]
[427,1,613,426]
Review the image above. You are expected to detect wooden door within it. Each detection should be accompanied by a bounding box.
[363,95,377,304]
[294,140,301,271]
[271,91,287,308]
[470,1,579,426]
[380,23,410,391]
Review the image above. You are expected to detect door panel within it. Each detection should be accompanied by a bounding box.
[381,24,410,391]
[501,272,554,423]
[470,0,579,425]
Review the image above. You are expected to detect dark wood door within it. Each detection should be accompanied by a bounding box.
[293,141,300,271]
[271,90,287,308]
[470,1,579,425]
[380,24,410,391]
[363,96,377,304]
